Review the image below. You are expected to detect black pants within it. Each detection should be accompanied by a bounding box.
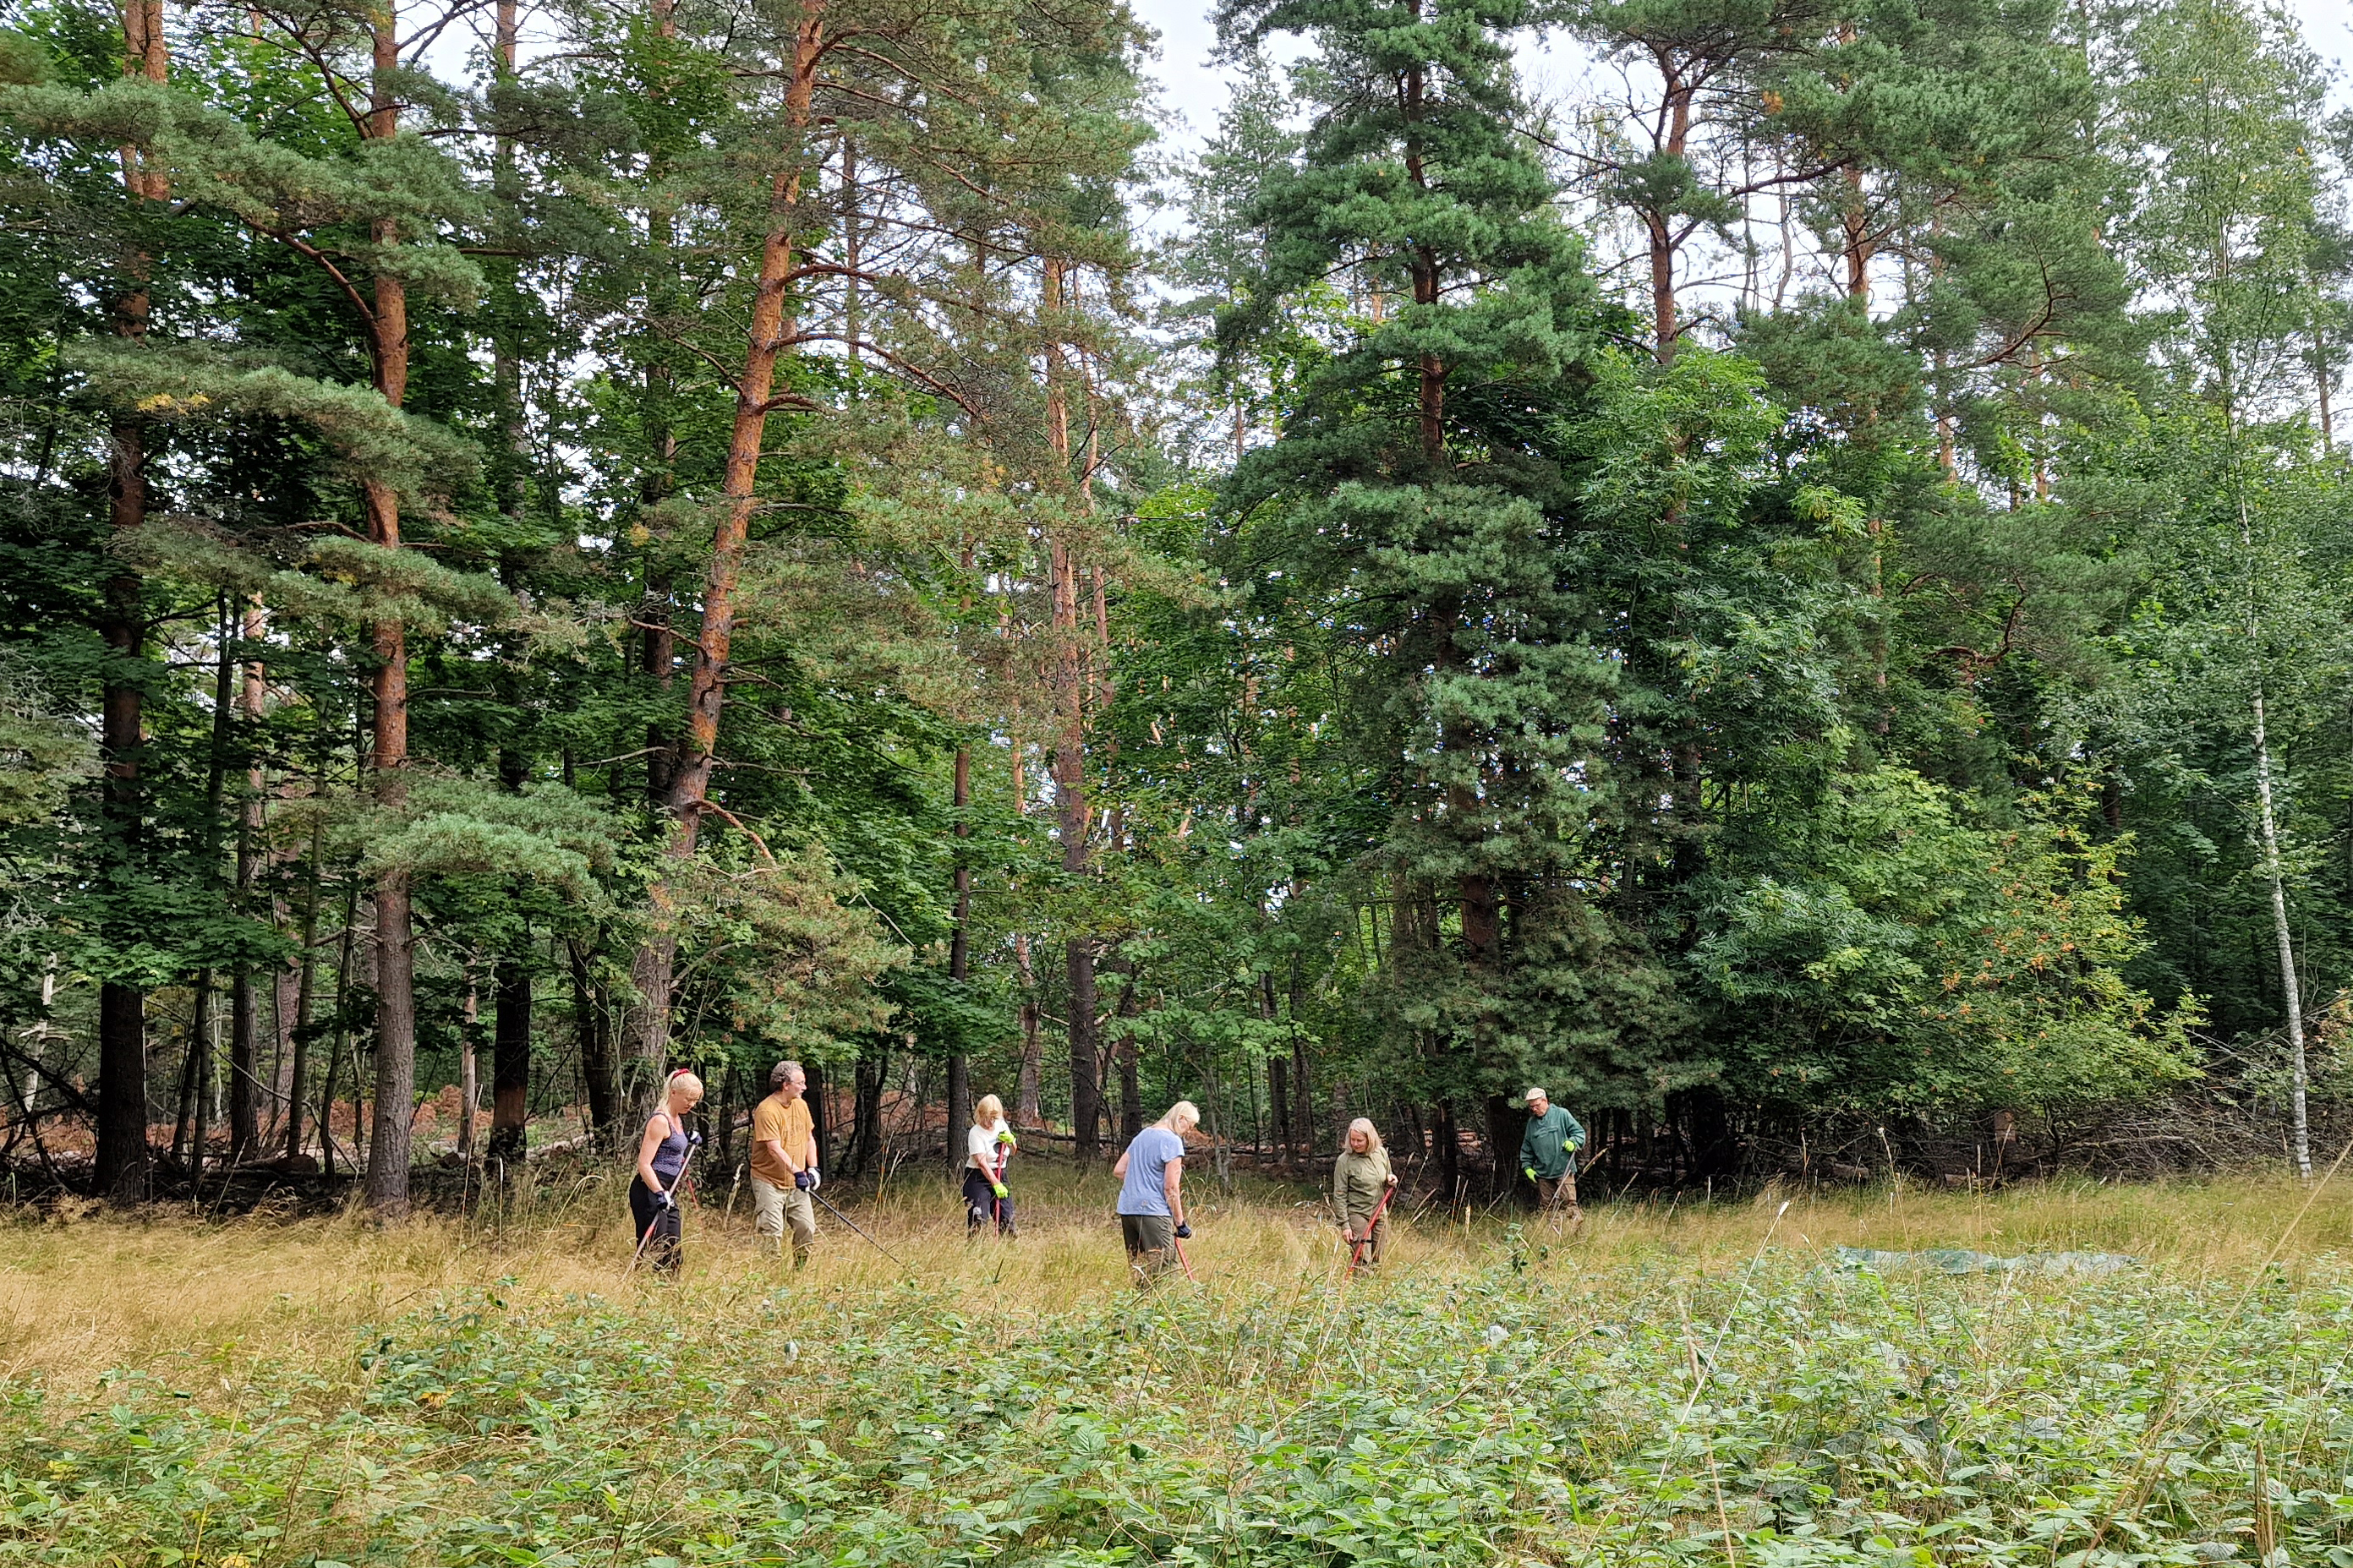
[629,1177,681,1273]
[963,1170,1015,1234]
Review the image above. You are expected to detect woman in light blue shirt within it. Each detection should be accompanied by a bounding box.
[1112,1100,1198,1283]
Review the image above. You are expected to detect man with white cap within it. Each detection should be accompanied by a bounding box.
[1517,1086,1586,1231]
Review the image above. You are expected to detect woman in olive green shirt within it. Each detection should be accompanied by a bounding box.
[1332,1117,1398,1267]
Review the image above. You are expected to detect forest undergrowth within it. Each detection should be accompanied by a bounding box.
[1,1173,2350,1567]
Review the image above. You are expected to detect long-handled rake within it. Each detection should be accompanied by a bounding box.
[810,1184,910,1270]
[1344,1181,1398,1280]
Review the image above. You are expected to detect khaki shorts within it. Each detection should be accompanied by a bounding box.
[751,1175,817,1264]
[1121,1213,1176,1282]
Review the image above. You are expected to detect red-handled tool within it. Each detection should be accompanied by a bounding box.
[1344,1179,1398,1279]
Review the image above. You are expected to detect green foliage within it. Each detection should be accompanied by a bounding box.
[68,341,481,500]
[3,0,2351,1180]
[1695,768,2197,1113]
[7,1246,2353,1565]
[0,655,90,832]
[659,843,909,1059]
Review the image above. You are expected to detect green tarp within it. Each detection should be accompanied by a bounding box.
[1833,1245,2136,1276]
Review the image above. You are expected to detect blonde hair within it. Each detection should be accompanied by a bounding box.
[1157,1100,1201,1134]
[1346,1117,1383,1153]
[665,1071,704,1104]
[974,1093,1004,1126]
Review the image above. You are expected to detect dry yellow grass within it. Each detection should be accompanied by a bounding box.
[4,1166,2350,1568]
[0,1166,2342,1393]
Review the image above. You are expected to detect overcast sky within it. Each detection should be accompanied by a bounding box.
[1130,0,2353,159]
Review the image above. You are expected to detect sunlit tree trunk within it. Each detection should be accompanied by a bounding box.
[627,0,828,1120]
[362,3,419,1216]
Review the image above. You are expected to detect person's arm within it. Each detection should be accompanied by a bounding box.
[1332,1156,1349,1225]
[1163,1150,1185,1227]
[1565,1110,1587,1161]
[802,1128,819,1180]
[636,1114,670,1192]
[1519,1117,1540,1177]
[759,1136,792,1174]
[1112,1146,1130,1181]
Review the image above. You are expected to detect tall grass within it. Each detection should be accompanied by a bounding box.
[0,1170,2345,1565]
[1,1168,2341,1389]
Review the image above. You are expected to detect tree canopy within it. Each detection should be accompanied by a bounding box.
[1,0,2347,1206]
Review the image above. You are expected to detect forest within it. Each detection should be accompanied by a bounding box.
[2,0,2350,1215]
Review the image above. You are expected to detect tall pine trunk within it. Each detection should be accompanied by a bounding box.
[362,9,419,1216]
[95,0,168,1205]
[227,599,265,1161]
[1644,69,1692,362]
[1262,970,1287,1163]
[1011,740,1042,1128]
[490,958,531,1166]
[627,0,826,1119]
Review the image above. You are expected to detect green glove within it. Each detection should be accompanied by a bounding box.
[1523,1166,1539,1182]
[997,1129,1016,1147]
[991,1182,1008,1199]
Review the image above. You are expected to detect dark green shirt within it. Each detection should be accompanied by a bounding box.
[1519,1104,1586,1181]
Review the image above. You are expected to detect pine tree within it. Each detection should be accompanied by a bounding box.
[1541,0,1834,358]
[598,0,1152,1129]
[1218,0,1622,1185]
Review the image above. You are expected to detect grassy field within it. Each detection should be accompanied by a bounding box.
[1,1168,2349,1566]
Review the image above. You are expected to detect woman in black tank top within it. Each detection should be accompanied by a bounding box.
[630,1071,703,1275]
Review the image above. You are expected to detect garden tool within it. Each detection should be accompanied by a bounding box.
[1344,1179,1398,1280]
[813,1185,911,1270]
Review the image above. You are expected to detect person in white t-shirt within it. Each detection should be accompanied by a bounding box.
[963,1093,1018,1237]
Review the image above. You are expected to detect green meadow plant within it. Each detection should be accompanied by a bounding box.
[5,1215,2353,1567]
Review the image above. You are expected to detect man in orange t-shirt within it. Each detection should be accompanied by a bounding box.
[749,1060,818,1266]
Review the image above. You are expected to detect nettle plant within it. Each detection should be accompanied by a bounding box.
[6,1251,2352,1566]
